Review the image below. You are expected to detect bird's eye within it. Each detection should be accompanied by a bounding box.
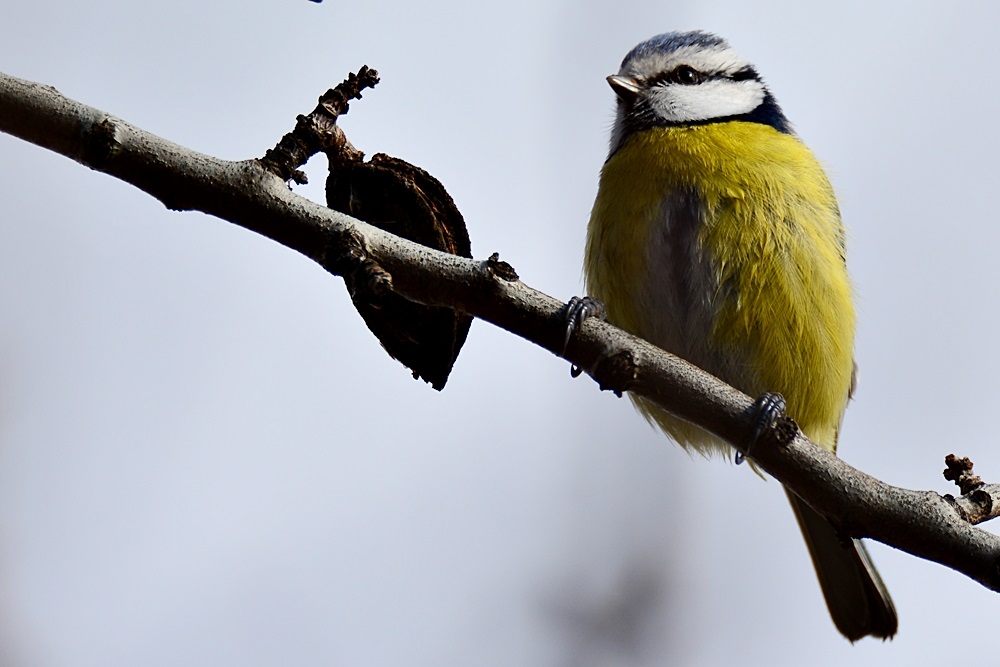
[671,65,702,85]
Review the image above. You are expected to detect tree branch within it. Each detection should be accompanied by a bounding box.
[2,70,998,591]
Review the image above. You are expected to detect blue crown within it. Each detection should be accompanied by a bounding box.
[622,31,728,68]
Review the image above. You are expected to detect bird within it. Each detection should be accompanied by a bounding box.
[581,30,897,641]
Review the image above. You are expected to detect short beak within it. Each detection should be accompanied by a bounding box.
[607,75,641,102]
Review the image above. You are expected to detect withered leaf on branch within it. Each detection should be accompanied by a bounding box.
[258,67,473,390]
[326,153,472,390]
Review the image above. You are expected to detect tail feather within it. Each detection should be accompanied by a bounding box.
[785,490,897,641]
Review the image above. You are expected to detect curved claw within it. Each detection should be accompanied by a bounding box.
[736,392,786,465]
[563,296,606,354]
[563,296,607,377]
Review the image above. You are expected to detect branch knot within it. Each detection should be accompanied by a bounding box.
[83,117,123,168]
[323,228,391,295]
[485,252,518,282]
[944,454,984,495]
[592,349,637,398]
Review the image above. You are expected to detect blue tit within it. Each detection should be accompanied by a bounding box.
[584,31,897,640]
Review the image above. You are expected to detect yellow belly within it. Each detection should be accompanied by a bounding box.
[585,122,855,455]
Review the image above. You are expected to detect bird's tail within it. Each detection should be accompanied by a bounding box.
[784,489,898,641]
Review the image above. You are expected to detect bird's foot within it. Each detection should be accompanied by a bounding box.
[736,392,786,465]
[563,296,606,377]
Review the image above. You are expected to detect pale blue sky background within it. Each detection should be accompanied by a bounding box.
[1,1,999,665]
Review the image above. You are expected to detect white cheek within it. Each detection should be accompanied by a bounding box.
[650,80,765,123]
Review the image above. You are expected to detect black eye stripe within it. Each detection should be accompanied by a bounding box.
[647,64,760,86]
[648,65,701,86]
[731,66,759,82]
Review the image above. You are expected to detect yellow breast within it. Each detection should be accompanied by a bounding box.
[585,122,855,453]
